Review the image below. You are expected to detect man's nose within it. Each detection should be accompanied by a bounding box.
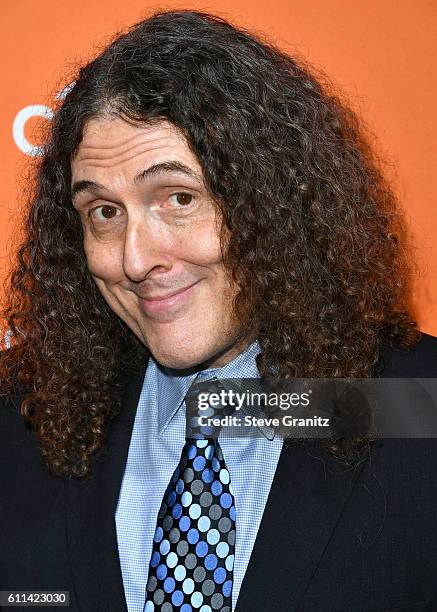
[122,216,173,282]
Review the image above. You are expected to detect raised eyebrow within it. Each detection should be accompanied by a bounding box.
[133,161,203,185]
[71,180,104,202]
[71,162,202,203]
[71,161,202,200]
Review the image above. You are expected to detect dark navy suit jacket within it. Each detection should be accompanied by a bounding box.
[1,333,437,612]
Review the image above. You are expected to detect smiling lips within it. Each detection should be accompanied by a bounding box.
[139,280,201,314]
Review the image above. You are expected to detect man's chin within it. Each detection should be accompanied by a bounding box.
[145,342,208,371]
[149,353,212,375]
[146,338,234,373]
[147,339,248,373]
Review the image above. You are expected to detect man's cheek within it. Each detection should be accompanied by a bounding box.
[92,276,123,316]
[84,243,122,280]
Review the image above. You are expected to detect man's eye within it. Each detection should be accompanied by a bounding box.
[90,205,121,221]
[169,193,193,206]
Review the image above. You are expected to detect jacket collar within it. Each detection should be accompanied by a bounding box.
[234,439,366,610]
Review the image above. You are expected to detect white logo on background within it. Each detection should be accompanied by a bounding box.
[12,82,75,156]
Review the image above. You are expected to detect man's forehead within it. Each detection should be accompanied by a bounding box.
[70,116,205,189]
[72,117,189,163]
[70,116,206,196]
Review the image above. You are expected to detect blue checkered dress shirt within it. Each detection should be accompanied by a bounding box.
[115,340,284,612]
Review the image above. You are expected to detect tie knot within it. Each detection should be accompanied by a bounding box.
[185,376,230,440]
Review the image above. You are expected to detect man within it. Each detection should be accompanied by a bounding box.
[1,9,436,612]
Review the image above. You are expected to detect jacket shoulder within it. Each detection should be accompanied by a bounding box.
[377,331,437,377]
[0,386,28,424]
[0,391,46,477]
[0,391,26,434]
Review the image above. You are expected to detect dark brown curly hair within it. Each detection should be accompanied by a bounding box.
[0,10,420,478]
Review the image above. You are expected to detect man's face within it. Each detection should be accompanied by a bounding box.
[71,117,247,369]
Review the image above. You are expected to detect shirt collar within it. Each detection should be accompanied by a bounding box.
[150,340,275,438]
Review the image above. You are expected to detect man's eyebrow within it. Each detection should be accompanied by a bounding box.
[71,161,203,203]
[71,180,103,202]
[133,161,202,185]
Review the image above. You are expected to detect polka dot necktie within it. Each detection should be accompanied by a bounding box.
[145,383,236,612]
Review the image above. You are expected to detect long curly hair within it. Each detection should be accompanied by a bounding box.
[0,10,420,478]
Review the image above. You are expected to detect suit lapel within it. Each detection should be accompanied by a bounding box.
[66,362,147,612]
[235,439,367,611]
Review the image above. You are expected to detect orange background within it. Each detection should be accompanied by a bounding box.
[1,0,436,335]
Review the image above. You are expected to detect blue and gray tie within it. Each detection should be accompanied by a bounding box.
[145,383,236,611]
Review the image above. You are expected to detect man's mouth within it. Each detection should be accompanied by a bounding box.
[138,280,201,314]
